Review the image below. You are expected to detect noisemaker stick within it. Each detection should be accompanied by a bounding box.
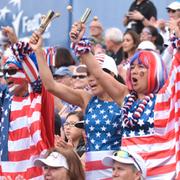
[80,8,91,24]
[38,10,60,34]
[77,8,91,32]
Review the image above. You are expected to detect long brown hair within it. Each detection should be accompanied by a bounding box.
[55,47,75,68]
[45,147,85,180]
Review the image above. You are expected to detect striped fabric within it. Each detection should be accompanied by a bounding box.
[1,93,45,179]
[122,52,180,179]
[0,46,54,179]
[85,150,113,180]
[44,47,56,67]
[154,51,180,179]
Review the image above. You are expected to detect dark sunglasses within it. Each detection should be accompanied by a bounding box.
[2,69,18,76]
[103,68,112,75]
[72,75,87,79]
[167,8,176,13]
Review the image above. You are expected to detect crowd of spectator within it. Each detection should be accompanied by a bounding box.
[0,0,180,179]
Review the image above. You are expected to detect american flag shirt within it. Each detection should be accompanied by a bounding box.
[84,96,122,180]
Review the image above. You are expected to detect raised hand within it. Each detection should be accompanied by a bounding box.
[55,135,74,149]
[128,10,144,21]
[69,22,86,43]
[29,31,43,51]
[1,26,18,44]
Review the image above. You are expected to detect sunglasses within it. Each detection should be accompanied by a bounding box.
[167,8,176,13]
[72,75,87,79]
[113,150,142,173]
[2,69,19,76]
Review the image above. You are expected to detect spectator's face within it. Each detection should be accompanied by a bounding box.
[112,161,140,180]
[167,8,180,19]
[44,166,69,180]
[54,75,72,86]
[130,59,148,94]
[3,63,28,96]
[90,26,102,37]
[72,74,88,89]
[64,114,83,141]
[88,73,104,96]
[105,38,114,52]
[122,33,135,53]
[140,28,152,42]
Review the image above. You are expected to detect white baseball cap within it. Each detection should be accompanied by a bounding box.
[137,41,156,51]
[95,53,118,77]
[167,1,180,10]
[102,150,146,180]
[34,151,69,170]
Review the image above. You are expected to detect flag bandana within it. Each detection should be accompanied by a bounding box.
[2,49,23,69]
[2,60,27,94]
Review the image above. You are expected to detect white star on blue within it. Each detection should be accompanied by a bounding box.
[84,96,122,151]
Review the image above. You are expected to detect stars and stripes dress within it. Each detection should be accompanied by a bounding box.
[84,96,122,180]
[122,52,180,179]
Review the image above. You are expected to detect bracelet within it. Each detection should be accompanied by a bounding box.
[11,41,33,61]
[71,37,92,57]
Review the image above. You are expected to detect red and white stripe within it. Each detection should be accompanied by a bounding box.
[0,92,47,178]
[0,47,55,178]
[122,52,180,180]
[85,150,113,180]
[22,56,39,83]
[44,47,56,67]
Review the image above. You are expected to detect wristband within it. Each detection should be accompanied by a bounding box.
[11,41,33,61]
[71,37,92,57]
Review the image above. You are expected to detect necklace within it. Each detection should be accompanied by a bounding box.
[122,91,155,127]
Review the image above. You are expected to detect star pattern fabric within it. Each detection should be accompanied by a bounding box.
[84,96,122,151]
[122,94,156,137]
[30,76,42,93]
[0,85,12,161]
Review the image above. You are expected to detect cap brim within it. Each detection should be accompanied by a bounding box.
[102,156,135,167]
[34,158,61,167]
[34,152,69,170]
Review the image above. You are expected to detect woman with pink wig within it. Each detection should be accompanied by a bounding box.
[69,22,180,179]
